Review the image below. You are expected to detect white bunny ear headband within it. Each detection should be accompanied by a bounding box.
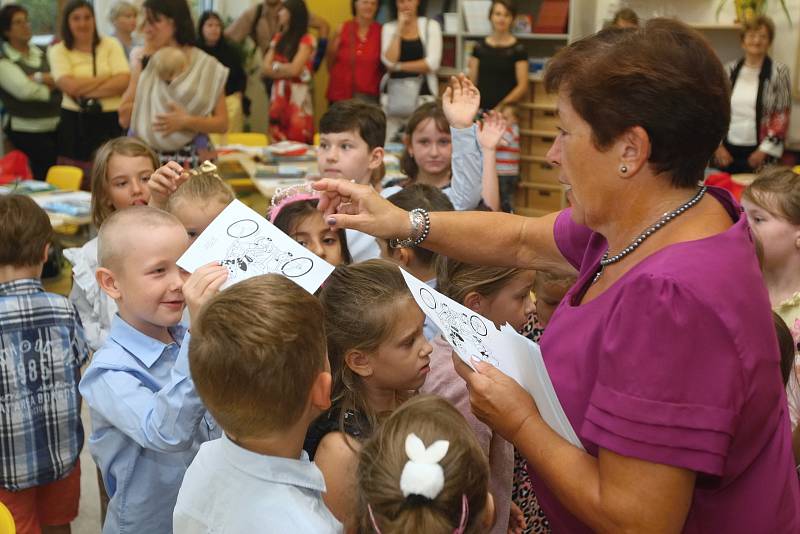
[367,433,470,534]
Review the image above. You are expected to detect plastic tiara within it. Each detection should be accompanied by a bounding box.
[268,182,319,223]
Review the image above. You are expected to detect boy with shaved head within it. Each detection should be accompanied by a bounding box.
[79,206,229,534]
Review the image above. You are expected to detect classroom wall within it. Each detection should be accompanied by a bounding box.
[597,0,800,147]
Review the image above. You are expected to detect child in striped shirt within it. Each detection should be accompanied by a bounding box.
[496,103,520,213]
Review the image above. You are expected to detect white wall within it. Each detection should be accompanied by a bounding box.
[596,0,800,146]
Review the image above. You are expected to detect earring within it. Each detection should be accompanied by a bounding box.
[619,164,628,174]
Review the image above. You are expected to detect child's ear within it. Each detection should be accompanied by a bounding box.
[96,267,123,300]
[463,291,484,314]
[367,146,385,171]
[481,492,496,530]
[393,247,413,268]
[344,349,373,378]
[309,369,332,412]
[40,243,51,264]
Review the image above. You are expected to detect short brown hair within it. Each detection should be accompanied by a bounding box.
[545,18,730,188]
[488,0,516,18]
[741,166,800,225]
[401,101,450,180]
[741,15,775,44]
[436,256,525,305]
[612,8,639,27]
[320,99,386,150]
[357,395,489,533]
[190,275,327,438]
[0,195,53,267]
[91,137,159,228]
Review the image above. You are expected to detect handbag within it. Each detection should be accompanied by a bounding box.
[383,19,429,118]
[384,75,424,117]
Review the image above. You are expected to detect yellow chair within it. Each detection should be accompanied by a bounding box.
[214,132,268,193]
[793,165,800,175]
[226,132,268,147]
[0,501,15,534]
[45,165,83,191]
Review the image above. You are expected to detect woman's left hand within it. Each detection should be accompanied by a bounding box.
[154,102,189,135]
[452,353,540,444]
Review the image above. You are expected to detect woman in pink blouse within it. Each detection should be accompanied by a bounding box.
[312,20,800,533]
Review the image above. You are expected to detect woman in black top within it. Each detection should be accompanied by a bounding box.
[468,0,528,111]
[198,11,247,132]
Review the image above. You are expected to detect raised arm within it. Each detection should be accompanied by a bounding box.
[476,111,505,211]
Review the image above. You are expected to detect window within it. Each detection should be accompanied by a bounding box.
[21,0,59,38]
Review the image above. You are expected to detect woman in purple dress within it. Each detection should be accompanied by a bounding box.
[311,19,800,533]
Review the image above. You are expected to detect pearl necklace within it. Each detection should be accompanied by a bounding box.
[592,186,707,284]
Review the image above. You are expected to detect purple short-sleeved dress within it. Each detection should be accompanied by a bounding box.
[533,188,800,532]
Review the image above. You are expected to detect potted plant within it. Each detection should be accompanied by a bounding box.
[716,0,792,25]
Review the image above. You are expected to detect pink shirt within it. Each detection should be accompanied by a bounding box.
[421,335,513,534]
[533,187,800,532]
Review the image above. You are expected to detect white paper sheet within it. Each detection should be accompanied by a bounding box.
[400,268,583,449]
[177,199,335,294]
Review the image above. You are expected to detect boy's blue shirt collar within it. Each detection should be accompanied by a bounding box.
[108,314,187,368]
[0,278,44,296]
[219,434,327,493]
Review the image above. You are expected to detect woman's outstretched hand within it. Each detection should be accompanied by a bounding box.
[443,73,481,129]
[452,353,540,445]
[311,179,409,239]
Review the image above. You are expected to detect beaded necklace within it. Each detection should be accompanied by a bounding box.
[593,186,707,284]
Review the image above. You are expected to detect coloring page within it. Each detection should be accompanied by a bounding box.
[177,199,335,294]
[400,268,583,450]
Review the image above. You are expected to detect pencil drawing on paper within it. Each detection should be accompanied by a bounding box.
[221,219,315,281]
[417,287,498,366]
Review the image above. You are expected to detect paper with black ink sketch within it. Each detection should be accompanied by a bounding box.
[177,199,335,294]
[400,268,583,450]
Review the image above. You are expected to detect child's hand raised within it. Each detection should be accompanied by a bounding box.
[148,161,189,210]
[442,73,480,129]
[182,262,228,321]
[477,110,508,151]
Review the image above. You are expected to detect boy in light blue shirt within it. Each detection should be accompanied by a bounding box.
[173,274,341,533]
[79,207,229,534]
